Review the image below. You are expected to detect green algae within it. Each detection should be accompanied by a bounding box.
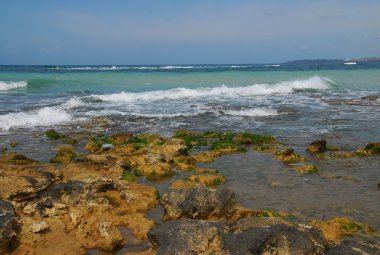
[45,129,65,140]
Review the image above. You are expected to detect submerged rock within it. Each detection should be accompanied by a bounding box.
[50,145,76,163]
[292,164,319,174]
[356,142,380,156]
[307,140,327,154]
[275,149,306,163]
[187,174,225,187]
[45,129,65,140]
[0,153,39,165]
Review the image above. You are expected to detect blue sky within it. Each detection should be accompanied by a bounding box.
[1,0,379,64]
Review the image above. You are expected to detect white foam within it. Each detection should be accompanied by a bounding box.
[225,108,278,117]
[134,111,203,118]
[0,81,28,91]
[265,64,281,67]
[0,107,73,131]
[92,76,331,103]
[60,98,85,109]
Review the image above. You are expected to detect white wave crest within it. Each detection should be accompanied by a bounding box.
[92,76,331,103]
[0,107,72,131]
[60,98,85,109]
[0,81,28,91]
[225,108,278,117]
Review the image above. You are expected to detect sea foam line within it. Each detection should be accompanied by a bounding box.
[0,81,28,91]
[91,76,331,103]
[224,108,278,117]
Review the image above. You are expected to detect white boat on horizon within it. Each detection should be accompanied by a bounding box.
[344,62,357,65]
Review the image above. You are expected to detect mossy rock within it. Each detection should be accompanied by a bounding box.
[311,217,372,243]
[9,141,18,148]
[356,142,380,156]
[210,140,246,153]
[50,145,76,163]
[172,130,207,148]
[170,180,200,190]
[0,147,7,154]
[62,139,78,145]
[275,149,306,163]
[0,153,39,165]
[292,165,319,174]
[234,132,277,146]
[328,151,355,159]
[192,167,219,174]
[307,140,327,154]
[122,170,136,182]
[45,129,65,140]
[187,174,226,187]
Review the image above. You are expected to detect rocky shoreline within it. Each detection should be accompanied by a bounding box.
[0,129,379,254]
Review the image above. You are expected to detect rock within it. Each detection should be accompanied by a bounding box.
[292,165,319,174]
[149,219,227,255]
[98,221,123,251]
[161,187,237,220]
[50,145,76,163]
[45,129,65,139]
[275,149,306,163]
[361,95,380,101]
[356,142,380,156]
[0,169,58,202]
[107,133,134,145]
[191,151,221,163]
[170,180,201,190]
[191,167,218,173]
[326,239,380,255]
[0,153,39,165]
[0,199,18,252]
[224,223,327,255]
[149,218,328,255]
[311,217,372,243]
[29,221,49,233]
[187,174,225,187]
[307,140,327,153]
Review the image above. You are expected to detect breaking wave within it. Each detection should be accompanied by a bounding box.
[0,81,28,91]
[0,107,72,131]
[92,76,331,103]
[225,108,278,117]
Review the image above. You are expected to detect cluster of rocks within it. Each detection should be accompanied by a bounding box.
[149,187,380,255]
[0,130,379,254]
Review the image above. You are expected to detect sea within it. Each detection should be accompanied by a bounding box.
[1,62,380,232]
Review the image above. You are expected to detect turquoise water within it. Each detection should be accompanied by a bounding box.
[0,64,379,143]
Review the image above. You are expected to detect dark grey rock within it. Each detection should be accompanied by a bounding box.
[0,199,18,252]
[224,223,326,255]
[160,187,237,220]
[149,219,227,255]
[326,239,380,255]
[148,217,328,255]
